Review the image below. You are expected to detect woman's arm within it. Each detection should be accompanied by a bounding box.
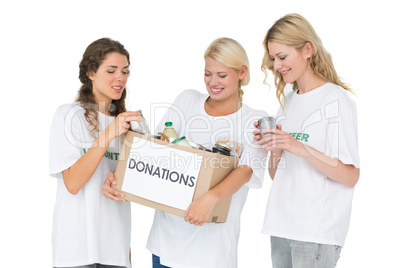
[301,146,359,188]
[62,111,140,195]
[260,127,359,188]
[268,149,283,180]
[184,165,253,226]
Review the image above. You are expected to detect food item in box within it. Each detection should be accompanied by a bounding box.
[172,136,191,147]
[188,141,207,151]
[216,138,243,157]
[130,109,151,136]
[212,144,231,156]
[149,134,162,140]
[163,122,178,142]
[157,132,169,142]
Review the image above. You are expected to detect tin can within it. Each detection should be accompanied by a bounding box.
[188,141,207,151]
[130,110,150,136]
[258,116,276,144]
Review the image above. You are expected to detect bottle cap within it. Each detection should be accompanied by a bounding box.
[165,122,173,126]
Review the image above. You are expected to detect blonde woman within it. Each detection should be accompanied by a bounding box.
[103,37,268,267]
[254,14,360,268]
[147,37,268,268]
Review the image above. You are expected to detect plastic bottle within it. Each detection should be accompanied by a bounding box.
[172,136,191,147]
[163,122,178,142]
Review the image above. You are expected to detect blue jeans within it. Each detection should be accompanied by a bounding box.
[152,254,171,268]
[271,236,342,268]
[54,264,126,268]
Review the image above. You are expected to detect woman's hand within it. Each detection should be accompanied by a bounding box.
[106,111,141,142]
[259,125,307,157]
[254,122,285,153]
[102,172,126,202]
[184,192,218,227]
[253,121,262,141]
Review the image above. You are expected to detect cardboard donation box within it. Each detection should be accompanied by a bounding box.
[113,131,238,223]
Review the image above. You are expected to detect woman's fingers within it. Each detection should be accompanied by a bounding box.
[102,188,126,202]
[102,173,126,202]
[260,132,288,150]
[253,129,262,141]
[121,111,142,122]
[261,127,283,135]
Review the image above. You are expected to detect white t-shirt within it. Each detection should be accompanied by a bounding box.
[262,83,360,247]
[146,89,268,268]
[49,103,131,267]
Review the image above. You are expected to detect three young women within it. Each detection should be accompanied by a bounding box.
[62,13,360,268]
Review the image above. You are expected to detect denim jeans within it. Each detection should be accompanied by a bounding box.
[271,236,342,268]
[54,264,126,268]
[152,254,171,268]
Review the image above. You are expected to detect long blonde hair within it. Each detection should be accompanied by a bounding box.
[204,37,250,102]
[261,13,352,107]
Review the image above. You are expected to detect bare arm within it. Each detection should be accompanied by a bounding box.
[260,127,359,188]
[268,149,283,180]
[301,146,359,188]
[62,111,140,195]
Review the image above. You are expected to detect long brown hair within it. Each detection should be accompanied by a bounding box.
[76,38,130,137]
[261,13,352,108]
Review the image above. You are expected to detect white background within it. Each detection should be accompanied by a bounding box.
[1,0,401,267]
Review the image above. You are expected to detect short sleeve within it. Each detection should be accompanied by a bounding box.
[49,104,83,177]
[325,94,360,168]
[240,108,269,189]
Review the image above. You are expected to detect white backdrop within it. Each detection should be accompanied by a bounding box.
[1,0,401,267]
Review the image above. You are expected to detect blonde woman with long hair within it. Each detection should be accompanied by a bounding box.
[103,37,268,268]
[254,14,360,267]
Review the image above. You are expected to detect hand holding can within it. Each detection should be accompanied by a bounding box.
[130,109,151,136]
[258,116,276,145]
